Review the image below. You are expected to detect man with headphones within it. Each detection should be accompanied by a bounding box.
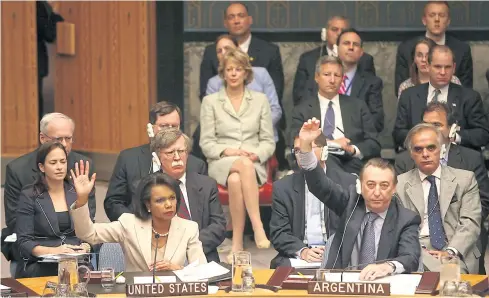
[296,118,421,280]
[269,133,356,269]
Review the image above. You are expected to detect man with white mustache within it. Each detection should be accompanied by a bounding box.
[150,127,226,263]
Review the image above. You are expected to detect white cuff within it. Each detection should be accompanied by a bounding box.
[352,145,363,159]
[391,261,405,274]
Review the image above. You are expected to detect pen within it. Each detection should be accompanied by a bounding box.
[115,271,124,279]
[297,272,304,277]
[336,127,345,135]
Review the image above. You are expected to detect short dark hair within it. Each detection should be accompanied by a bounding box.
[327,15,350,28]
[336,28,363,47]
[424,1,450,16]
[224,2,249,18]
[428,44,455,64]
[216,34,239,47]
[149,101,181,125]
[33,141,69,196]
[133,172,182,220]
[423,101,456,126]
[360,158,397,185]
[410,37,436,84]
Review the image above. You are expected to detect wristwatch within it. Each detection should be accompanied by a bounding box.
[386,261,396,274]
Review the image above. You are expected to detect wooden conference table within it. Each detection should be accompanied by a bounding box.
[14,269,488,297]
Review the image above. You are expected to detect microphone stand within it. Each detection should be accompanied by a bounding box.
[152,232,160,283]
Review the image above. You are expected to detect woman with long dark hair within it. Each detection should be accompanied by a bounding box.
[15,141,91,278]
[70,162,207,272]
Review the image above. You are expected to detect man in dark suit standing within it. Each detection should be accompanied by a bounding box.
[2,113,96,265]
[295,118,421,279]
[270,133,356,268]
[395,101,488,274]
[290,56,381,175]
[199,2,284,102]
[104,101,207,222]
[393,45,489,151]
[394,1,473,96]
[292,16,376,106]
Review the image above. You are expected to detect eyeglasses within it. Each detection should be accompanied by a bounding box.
[161,149,187,159]
[44,135,74,143]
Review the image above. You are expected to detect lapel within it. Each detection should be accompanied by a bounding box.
[447,83,461,118]
[341,201,366,266]
[184,173,204,227]
[439,166,457,220]
[338,95,353,137]
[247,36,260,66]
[36,191,61,235]
[138,144,152,179]
[135,217,153,266]
[308,98,322,123]
[218,89,239,120]
[405,170,425,216]
[293,172,306,240]
[64,182,78,230]
[414,84,430,123]
[376,202,396,261]
[237,89,253,118]
[447,145,462,168]
[349,72,364,98]
[165,216,185,261]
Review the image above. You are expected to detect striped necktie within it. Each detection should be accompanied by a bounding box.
[338,75,348,95]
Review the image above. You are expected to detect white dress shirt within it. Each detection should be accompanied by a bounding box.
[178,173,191,218]
[239,34,252,53]
[426,32,446,45]
[427,82,449,104]
[326,44,338,57]
[342,66,357,96]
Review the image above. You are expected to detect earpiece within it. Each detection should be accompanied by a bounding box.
[440,144,447,159]
[355,178,361,195]
[320,145,328,161]
[321,28,327,42]
[147,123,155,138]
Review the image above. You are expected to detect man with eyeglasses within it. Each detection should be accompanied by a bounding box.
[2,113,96,272]
[396,123,481,273]
[104,101,207,222]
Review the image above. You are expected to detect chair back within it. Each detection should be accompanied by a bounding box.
[98,243,125,272]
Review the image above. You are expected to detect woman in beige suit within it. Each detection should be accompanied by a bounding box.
[70,161,207,272]
[200,48,275,262]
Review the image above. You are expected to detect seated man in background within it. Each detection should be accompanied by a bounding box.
[291,56,381,175]
[104,101,207,222]
[269,133,356,268]
[397,123,481,273]
[2,113,96,270]
[296,118,421,280]
[293,15,376,106]
[393,45,489,151]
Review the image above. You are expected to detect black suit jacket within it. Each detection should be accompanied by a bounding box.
[393,83,489,150]
[348,71,384,132]
[292,46,376,106]
[104,143,207,222]
[3,149,96,233]
[304,164,421,272]
[199,35,284,103]
[290,95,381,160]
[269,165,356,268]
[395,35,473,96]
[395,145,489,219]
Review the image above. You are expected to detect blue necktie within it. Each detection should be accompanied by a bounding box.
[323,101,335,139]
[426,175,446,250]
[358,212,379,269]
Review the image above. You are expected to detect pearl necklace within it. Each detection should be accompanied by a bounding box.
[152,227,169,237]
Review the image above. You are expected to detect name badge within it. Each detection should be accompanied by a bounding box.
[308,281,390,296]
[126,282,208,297]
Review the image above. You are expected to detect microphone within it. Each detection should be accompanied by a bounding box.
[152,232,160,283]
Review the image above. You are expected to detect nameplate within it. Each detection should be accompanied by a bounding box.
[126,282,208,297]
[308,281,390,296]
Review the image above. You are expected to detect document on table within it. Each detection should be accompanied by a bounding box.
[289,258,321,269]
[133,276,176,284]
[342,272,423,295]
[38,252,91,262]
[173,261,229,282]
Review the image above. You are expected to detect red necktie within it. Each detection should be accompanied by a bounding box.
[338,75,348,95]
[177,181,191,220]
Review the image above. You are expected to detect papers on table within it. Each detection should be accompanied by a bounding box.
[342,272,423,296]
[173,261,229,282]
[38,252,91,263]
[4,233,16,242]
[289,258,321,269]
[133,276,176,284]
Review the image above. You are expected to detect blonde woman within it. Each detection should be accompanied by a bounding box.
[200,48,275,262]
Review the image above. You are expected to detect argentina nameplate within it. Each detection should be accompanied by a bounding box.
[308,281,390,296]
[126,282,208,297]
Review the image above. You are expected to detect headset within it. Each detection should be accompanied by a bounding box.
[330,173,361,269]
[147,123,161,173]
[319,28,327,58]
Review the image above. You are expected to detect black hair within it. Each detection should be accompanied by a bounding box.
[423,101,456,126]
[33,141,69,197]
[336,28,363,47]
[133,172,182,220]
[410,37,436,84]
[149,101,181,125]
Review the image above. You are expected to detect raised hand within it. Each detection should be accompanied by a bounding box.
[299,118,322,151]
[71,160,96,205]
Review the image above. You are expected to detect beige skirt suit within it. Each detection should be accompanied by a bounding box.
[70,204,207,272]
[200,88,276,186]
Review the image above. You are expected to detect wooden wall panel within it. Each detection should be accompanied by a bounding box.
[55,1,152,154]
[1,2,38,157]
